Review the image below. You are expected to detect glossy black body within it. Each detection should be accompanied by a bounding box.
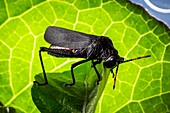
[44,26,122,60]
[34,26,150,89]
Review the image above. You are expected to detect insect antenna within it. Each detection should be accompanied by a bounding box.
[120,55,151,64]
[112,65,119,89]
[112,55,151,89]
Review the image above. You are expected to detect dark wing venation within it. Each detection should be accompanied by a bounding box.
[44,26,99,49]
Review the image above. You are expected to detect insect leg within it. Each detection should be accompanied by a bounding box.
[91,59,102,67]
[91,60,102,85]
[34,47,49,85]
[110,69,114,78]
[64,59,91,87]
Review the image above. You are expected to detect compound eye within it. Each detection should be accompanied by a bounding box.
[114,50,118,55]
[103,56,116,68]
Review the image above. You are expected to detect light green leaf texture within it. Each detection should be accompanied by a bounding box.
[0,0,170,113]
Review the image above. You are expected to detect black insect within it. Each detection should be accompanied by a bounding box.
[34,26,151,89]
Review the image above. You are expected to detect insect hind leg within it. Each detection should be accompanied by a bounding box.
[34,47,49,85]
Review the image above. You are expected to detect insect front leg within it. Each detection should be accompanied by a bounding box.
[64,59,91,87]
[34,47,49,85]
[91,59,102,85]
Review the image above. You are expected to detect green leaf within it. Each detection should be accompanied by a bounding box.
[0,107,17,113]
[0,0,170,113]
[0,101,20,113]
[32,62,110,113]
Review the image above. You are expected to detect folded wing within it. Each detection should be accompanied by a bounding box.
[44,26,99,49]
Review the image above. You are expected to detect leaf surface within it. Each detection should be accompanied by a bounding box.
[32,62,109,113]
[0,0,170,113]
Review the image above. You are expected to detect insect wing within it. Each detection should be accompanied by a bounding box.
[44,26,99,49]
